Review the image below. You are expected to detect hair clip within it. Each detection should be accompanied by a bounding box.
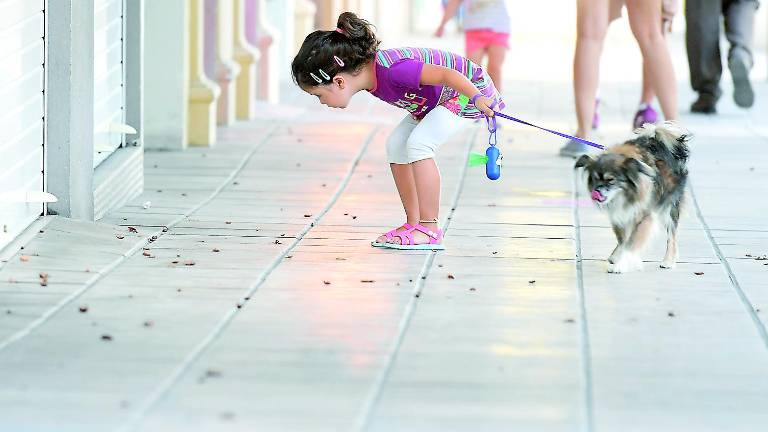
[334,56,345,67]
[309,72,322,83]
[335,28,345,35]
[318,69,331,80]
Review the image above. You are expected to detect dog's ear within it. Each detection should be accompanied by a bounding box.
[574,155,593,170]
[623,157,654,177]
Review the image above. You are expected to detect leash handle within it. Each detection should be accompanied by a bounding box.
[492,111,605,150]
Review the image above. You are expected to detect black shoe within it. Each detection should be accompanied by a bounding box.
[691,94,718,114]
[729,48,754,108]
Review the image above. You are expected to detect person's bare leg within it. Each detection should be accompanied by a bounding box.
[467,48,486,67]
[626,0,678,120]
[640,60,654,105]
[486,44,506,92]
[375,163,419,243]
[574,0,610,138]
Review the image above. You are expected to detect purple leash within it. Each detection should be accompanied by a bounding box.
[489,111,605,150]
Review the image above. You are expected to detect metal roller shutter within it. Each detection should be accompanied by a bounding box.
[0,0,46,251]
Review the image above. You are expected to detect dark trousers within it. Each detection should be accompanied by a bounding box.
[685,0,759,97]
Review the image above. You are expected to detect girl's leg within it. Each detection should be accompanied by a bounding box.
[388,107,468,245]
[376,116,419,243]
[573,0,611,139]
[486,44,506,92]
[390,163,420,226]
[626,0,678,120]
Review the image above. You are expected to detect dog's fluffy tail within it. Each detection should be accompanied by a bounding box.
[634,120,691,162]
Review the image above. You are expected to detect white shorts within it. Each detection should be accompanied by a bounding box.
[385,106,469,164]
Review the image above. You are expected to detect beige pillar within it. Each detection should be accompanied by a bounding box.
[233,0,260,120]
[294,0,317,54]
[316,0,343,29]
[252,0,279,103]
[215,0,240,126]
[188,0,221,146]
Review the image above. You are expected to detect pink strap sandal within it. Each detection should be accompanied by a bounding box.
[371,223,413,248]
[381,221,445,251]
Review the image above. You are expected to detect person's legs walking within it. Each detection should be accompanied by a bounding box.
[559,0,610,157]
[724,0,759,107]
[626,0,679,120]
[686,0,723,112]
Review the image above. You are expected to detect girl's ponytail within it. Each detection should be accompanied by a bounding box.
[291,12,380,88]
[335,12,379,58]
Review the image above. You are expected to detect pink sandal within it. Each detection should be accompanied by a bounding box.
[381,222,445,251]
[371,223,413,248]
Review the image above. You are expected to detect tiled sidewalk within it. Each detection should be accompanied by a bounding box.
[2,55,768,432]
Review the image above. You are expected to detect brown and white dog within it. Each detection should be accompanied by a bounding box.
[575,121,691,273]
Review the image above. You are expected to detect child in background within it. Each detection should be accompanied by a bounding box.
[291,12,503,250]
[435,0,510,92]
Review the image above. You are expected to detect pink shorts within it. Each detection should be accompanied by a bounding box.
[465,29,509,55]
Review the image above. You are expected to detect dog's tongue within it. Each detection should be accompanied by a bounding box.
[591,190,605,202]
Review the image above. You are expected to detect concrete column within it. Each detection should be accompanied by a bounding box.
[233,0,260,119]
[314,0,343,29]
[246,0,280,102]
[213,0,241,125]
[294,0,317,54]
[46,0,95,220]
[144,0,189,150]
[188,0,221,146]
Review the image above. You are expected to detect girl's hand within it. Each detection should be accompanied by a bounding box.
[472,95,496,117]
[434,24,445,38]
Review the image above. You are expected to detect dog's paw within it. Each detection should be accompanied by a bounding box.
[607,253,644,273]
[659,259,676,269]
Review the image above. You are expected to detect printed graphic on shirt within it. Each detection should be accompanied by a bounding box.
[369,47,504,120]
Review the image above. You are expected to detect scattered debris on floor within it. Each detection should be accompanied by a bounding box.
[127,227,138,233]
[694,272,704,276]
[564,318,575,323]
[668,311,676,317]
[361,279,375,283]
[39,272,48,286]
[447,274,455,279]
[469,287,476,291]
[323,280,331,285]
[212,248,220,253]
[101,334,113,341]
[184,260,195,266]
[116,234,125,239]
[143,320,154,327]
[529,280,536,284]
[78,306,88,313]
[142,201,151,209]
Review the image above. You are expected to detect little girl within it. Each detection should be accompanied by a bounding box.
[291,12,503,250]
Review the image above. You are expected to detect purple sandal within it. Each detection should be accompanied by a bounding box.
[381,223,445,251]
[371,223,413,248]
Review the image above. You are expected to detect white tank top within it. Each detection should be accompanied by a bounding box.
[463,0,511,33]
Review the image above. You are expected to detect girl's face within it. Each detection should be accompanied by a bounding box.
[304,76,354,108]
